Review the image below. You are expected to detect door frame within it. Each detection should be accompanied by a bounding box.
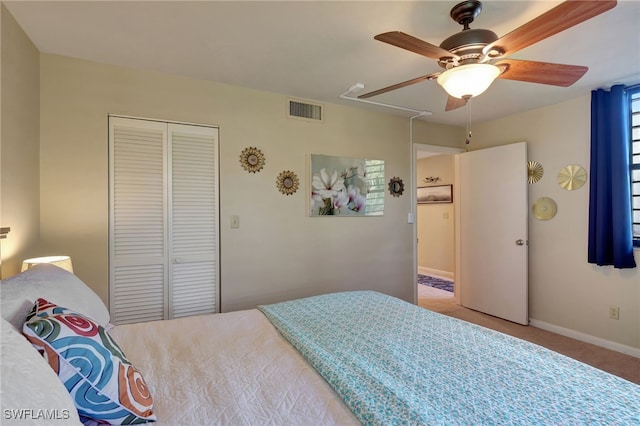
[411,143,465,305]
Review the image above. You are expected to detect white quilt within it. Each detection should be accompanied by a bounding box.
[109,309,359,425]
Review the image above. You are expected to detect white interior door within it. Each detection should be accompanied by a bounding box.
[456,142,528,325]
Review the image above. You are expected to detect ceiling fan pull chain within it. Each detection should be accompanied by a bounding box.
[465,97,472,145]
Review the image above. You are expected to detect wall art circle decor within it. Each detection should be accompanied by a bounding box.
[388,177,404,197]
[527,161,544,184]
[557,164,587,190]
[276,170,299,195]
[239,147,265,173]
[532,197,557,221]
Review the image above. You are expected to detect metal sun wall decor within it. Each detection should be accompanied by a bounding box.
[532,197,557,221]
[239,146,265,173]
[388,177,404,197]
[276,170,299,195]
[558,164,587,190]
[527,161,544,184]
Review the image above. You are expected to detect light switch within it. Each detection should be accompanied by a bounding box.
[443,212,449,219]
[231,215,240,229]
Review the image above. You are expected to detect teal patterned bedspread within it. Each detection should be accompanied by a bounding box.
[258,291,640,425]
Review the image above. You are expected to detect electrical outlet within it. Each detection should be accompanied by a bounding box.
[608,306,620,320]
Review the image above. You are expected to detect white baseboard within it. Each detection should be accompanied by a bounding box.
[529,319,640,359]
[417,267,453,280]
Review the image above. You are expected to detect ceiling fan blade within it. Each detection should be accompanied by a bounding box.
[358,73,440,99]
[496,59,588,87]
[375,31,459,61]
[445,96,467,112]
[483,0,616,57]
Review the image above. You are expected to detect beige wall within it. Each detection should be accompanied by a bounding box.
[36,54,463,312]
[471,96,640,351]
[2,10,638,353]
[416,155,455,276]
[0,5,40,277]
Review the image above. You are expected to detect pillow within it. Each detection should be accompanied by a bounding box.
[22,298,156,424]
[1,264,110,330]
[25,297,77,321]
[1,317,82,425]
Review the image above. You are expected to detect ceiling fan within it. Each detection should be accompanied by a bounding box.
[359,0,617,111]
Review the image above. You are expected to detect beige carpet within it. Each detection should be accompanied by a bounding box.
[417,285,640,385]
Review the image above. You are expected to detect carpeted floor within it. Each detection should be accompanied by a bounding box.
[417,274,453,293]
[417,285,640,385]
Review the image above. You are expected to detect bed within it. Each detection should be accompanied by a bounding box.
[1,265,639,425]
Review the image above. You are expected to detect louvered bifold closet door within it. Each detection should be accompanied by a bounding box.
[168,124,219,318]
[109,117,168,324]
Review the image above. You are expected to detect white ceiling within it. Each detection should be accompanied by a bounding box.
[5,0,640,127]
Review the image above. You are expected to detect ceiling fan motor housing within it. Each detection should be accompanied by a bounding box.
[438,0,498,69]
[439,28,498,68]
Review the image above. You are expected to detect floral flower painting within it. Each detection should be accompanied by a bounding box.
[310,154,385,216]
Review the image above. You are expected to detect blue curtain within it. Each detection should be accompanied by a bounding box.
[588,85,636,268]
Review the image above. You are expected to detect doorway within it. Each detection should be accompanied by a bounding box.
[413,144,463,307]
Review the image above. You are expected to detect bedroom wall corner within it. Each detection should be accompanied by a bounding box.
[469,95,640,352]
[0,4,40,278]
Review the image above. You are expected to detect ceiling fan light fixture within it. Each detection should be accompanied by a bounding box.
[436,63,501,99]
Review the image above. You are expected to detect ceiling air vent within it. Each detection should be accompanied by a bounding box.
[288,98,323,122]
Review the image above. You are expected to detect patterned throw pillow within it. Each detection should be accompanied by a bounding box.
[25,297,75,321]
[22,298,156,424]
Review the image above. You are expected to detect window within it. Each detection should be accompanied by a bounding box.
[631,86,640,247]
